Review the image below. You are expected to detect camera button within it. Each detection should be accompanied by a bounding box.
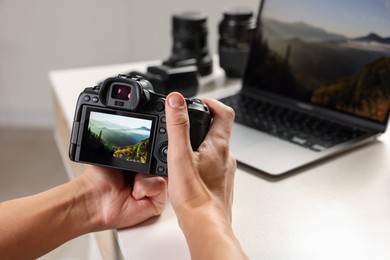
[154,102,165,112]
[157,141,168,163]
[161,116,166,123]
[84,95,91,102]
[157,166,165,174]
[189,98,202,103]
[92,97,99,103]
[159,127,166,134]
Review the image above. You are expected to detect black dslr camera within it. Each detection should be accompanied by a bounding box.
[69,75,211,176]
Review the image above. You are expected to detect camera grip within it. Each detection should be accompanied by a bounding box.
[188,107,211,150]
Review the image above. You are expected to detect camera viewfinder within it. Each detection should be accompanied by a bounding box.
[112,84,131,101]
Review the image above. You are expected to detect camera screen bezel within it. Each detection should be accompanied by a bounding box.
[78,105,157,173]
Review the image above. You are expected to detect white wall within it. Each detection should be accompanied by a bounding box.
[0,0,258,127]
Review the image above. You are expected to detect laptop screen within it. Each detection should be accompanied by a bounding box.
[243,0,390,124]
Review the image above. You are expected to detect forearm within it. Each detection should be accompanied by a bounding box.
[178,207,248,260]
[0,178,96,259]
[0,168,167,259]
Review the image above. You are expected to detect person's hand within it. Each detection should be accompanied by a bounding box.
[165,93,236,221]
[77,165,167,230]
[0,165,167,259]
[165,92,246,259]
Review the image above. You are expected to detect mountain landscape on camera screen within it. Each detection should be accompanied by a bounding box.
[88,119,151,147]
[248,18,390,122]
[84,117,152,164]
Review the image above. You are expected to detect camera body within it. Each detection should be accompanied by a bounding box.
[69,75,211,176]
[130,64,199,97]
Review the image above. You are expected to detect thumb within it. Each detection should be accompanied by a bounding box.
[132,174,167,201]
[165,92,192,161]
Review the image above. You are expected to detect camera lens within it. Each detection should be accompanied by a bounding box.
[163,11,213,76]
[219,7,256,78]
[111,84,131,101]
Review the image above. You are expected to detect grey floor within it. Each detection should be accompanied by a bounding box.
[0,127,90,260]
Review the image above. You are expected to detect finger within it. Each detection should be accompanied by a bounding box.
[199,97,235,141]
[165,92,194,166]
[132,173,167,200]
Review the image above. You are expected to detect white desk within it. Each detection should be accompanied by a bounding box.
[50,60,390,260]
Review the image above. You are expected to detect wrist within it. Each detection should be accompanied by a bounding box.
[72,174,107,232]
[176,202,231,230]
[177,205,246,259]
[178,204,232,240]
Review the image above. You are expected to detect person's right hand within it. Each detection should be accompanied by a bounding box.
[165,92,247,260]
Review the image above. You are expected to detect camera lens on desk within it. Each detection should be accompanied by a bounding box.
[163,11,213,76]
[219,7,256,78]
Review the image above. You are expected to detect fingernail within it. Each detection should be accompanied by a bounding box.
[168,93,185,108]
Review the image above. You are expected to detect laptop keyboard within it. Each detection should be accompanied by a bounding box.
[220,94,368,152]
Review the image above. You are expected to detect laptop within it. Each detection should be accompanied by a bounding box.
[218,0,390,176]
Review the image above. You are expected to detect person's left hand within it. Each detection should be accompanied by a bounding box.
[77,165,167,230]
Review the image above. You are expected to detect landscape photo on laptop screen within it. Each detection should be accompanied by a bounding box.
[246,0,390,123]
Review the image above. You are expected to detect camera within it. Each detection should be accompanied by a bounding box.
[129,64,199,97]
[69,74,211,176]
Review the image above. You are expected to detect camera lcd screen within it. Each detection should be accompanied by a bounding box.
[79,107,156,173]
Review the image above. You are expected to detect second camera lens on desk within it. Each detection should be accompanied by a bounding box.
[219,7,256,78]
[163,11,213,76]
